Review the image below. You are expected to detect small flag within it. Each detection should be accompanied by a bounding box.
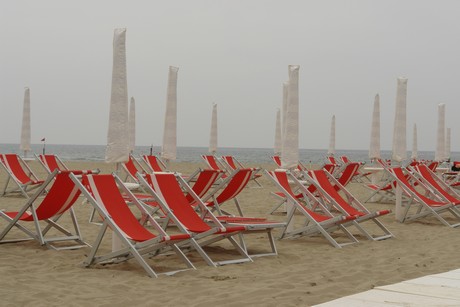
[41,138,45,142]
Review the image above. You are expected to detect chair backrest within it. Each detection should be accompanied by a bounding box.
[142,155,165,172]
[39,154,63,172]
[309,170,361,216]
[221,156,239,170]
[336,163,360,188]
[83,174,156,242]
[267,170,332,222]
[414,164,459,203]
[340,156,350,164]
[213,168,253,204]
[389,167,443,205]
[327,156,338,165]
[0,154,34,184]
[202,155,223,171]
[144,173,212,233]
[186,169,222,204]
[24,171,81,221]
[323,163,336,174]
[427,161,439,171]
[124,156,141,179]
[272,155,282,167]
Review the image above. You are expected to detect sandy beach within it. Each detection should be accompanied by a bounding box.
[1,160,460,307]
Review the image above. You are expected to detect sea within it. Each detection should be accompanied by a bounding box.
[2,143,458,165]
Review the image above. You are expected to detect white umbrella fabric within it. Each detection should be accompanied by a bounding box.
[392,77,408,222]
[435,103,446,162]
[392,77,408,163]
[209,103,218,154]
[161,66,179,161]
[106,28,129,164]
[274,108,282,155]
[411,123,418,160]
[281,65,300,169]
[327,115,336,156]
[369,94,381,160]
[128,97,136,153]
[446,127,451,161]
[20,87,31,157]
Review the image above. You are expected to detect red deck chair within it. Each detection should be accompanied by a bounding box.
[200,168,258,216]
[388,167,460,227]
[271,155,307,172]
[265,170,359,248]
[201,155,228,177]
[306,169,393,241]
[0,170,88,249]
[121,154,149,183]
[412,164,460,205]
[221,155,263,187]
[141,154,167,172]
[139,172,283,259]
[0,153,44,198]
[71,173,195,277]
[36,153,99,175]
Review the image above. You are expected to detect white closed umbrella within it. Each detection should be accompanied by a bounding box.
[392,77,408,163]
[128,97,136,153]
[281,65,300,169]
[281,81,288,153]
[161,66,179,161]
[20,87,31,158]
[106,28,129,164]
[327,115,336,156]
[435,103,446,162]
[369,94,381,161]
[392,77,408,222]
[105,28,130,251]
[209,103,218,154]
[411,123,418,160]
[274,108,282,155]
[446,127,451,161]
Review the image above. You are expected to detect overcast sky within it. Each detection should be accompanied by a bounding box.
[1,0,459,151]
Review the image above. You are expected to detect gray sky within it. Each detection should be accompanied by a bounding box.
[1,0,460,151]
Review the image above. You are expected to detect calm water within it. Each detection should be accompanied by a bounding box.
[2,143,457,165]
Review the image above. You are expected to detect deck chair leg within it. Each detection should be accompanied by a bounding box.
[84,222,108,267]
[187,238,217,267]
[234,199,243,216]
[170,244,196,270]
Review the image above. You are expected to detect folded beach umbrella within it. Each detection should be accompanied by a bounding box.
[209,103,218,154]
[327,115,336,156]
[281,65,300,169]
[435,103,446,162]
[20,87,31,158]
[392,77,408,222]
[281,81,288,151]
[128,97,136,153]
[161,66,179,161]
[369,94,381,160]
[106,28,129,164]
[411,123,418,161]
[274,108,282,155]
[392,77,408,163]
[446,127,451,161]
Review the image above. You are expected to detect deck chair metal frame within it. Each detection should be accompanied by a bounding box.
[304,169,393,241]
[387,167,460,227]
[138,172,255,265]
[265,169,359,248]
[0,153,45,198]
[221,155,263,188]
[0,170,88,250]
[140,154,168,173]
[200,168,259,217]
[412,164,460,205]
[70,172,196,278]
[35,153,100,175]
